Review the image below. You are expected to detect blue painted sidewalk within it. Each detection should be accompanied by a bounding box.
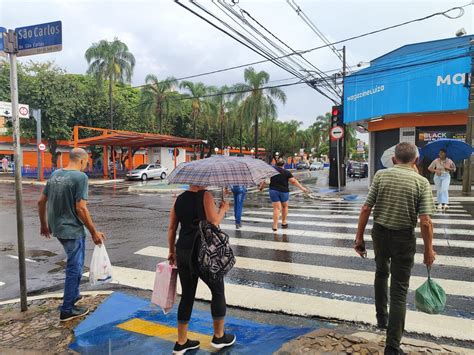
[70,292,317,354]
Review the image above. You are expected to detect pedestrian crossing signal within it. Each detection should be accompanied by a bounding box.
[331,105,343,127]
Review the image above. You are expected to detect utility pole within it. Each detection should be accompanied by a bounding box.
[5,29,28,311]
[341,46,347,187]
[462,53,473,194]
[32,109,42,181]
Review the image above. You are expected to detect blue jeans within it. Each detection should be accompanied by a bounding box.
[58,236,85,313]
[233,191,246,224]
[434,173,450,204]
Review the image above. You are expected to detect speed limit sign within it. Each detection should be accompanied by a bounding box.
[38,143,46,151]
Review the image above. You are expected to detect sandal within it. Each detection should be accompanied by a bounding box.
[281,224,288,229]
[272,227,278,232]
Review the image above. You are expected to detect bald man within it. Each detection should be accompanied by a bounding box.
[38,148,105,321]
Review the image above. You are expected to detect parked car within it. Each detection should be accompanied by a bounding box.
[309,161,323,171]
[126,164,168,181]
[296,162,309,170]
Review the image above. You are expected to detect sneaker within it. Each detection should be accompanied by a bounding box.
[236,223,242,230]
[211,333,236,349]
[57,295,84,311]
[437,204,443,210]
[60,306,89,322]
[173,339,200,354]
[443,204,449,211]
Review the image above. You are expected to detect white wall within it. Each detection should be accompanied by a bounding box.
[148,147,186,175]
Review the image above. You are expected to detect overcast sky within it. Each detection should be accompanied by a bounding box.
[1,0,472,136]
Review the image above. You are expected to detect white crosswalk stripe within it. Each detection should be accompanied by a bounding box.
[0,281,5,287]
[219,224,474,249]
[134,246,474,298]
[243,211,474,225]
[230,216,474,236]
[96,198,473,341]
[106,265,474,341]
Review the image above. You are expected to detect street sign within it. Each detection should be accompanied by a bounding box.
[330,126,345,140]
[38,143,46,151]
[15,21,62,57]
[0,27,6,55]
[0,101,30,118]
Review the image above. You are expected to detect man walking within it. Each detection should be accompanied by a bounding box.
[38,148,105,321]
[354,142,436,354]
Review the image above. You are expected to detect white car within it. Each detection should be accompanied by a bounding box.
[309,162,323,171]
[126,164,168,181]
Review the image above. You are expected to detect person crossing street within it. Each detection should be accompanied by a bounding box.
[354,142,436,354]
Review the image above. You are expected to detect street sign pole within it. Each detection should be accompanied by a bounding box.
[5,29,28,312]
[32,109,42,181]
[336,138,341,192]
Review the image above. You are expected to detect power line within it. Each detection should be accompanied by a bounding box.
[155,2,468,88]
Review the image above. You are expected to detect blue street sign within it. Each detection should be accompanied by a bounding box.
[0,27,6,53]
[15,21,62,57]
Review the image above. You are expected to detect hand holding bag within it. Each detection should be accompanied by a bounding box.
[89,243,113,286]
[151,261,178,314]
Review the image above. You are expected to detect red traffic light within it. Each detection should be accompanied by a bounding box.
[332,107,339,116]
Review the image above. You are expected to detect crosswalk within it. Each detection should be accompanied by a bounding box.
[103,196,474,341]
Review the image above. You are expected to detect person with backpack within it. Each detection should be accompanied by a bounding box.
[167,186,236,354]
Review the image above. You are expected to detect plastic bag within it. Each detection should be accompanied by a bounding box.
[89,244,113,286]
[151,261,178,314]
[415,267,446,314]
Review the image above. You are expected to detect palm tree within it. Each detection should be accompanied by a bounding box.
[85,38,135,129]
[141,75,177,134]
[208,85,233,152]
[234,67,287,157]
[179,81,208,158]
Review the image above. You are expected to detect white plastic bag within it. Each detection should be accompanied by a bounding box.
[89,244,113,286]
[151,261,178,314]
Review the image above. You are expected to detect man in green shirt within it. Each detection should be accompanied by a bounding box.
[354,142,436,354]
[38,148,105,321]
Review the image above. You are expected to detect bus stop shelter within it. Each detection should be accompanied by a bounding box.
[73,126,203,179]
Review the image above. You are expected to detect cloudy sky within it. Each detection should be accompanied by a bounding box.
[1,0,472,132]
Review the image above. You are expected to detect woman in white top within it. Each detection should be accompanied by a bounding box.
[428,148,456,210]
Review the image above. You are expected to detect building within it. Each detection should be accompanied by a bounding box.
[343,35,473,184]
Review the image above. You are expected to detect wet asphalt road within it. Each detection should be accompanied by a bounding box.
[0,173,473,326]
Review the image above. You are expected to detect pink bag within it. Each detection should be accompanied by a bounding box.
[151,261,178,314]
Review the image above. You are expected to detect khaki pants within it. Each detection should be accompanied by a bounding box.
[371,223,416,352]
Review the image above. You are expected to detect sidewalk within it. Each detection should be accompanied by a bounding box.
[1,291,471,354]
[0,175,125,187]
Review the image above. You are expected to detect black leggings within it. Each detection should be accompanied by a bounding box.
[176,248,226,323]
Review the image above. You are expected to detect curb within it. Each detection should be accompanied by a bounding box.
[0,290,113,306]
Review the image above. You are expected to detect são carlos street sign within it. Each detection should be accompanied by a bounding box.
[330,126,345,140]
[15,21,62,57]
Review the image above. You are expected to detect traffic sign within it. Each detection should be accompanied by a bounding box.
[330,126,344,140]
[15,21,62,57]
[0,27,6,55]
[38,143,46,151]
[0,101,30,118]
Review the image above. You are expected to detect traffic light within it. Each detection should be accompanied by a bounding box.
[331,105,343,127]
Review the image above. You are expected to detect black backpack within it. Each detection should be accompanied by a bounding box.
[195,191,236,281]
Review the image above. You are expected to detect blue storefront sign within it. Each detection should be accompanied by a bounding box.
[15,21,62,57]
[343,38,473,124]
[0,27,6,52]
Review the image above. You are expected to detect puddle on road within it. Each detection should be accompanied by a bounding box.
[26,250,57,258]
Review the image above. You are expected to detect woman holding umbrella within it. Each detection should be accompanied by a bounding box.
[428,148,456,210]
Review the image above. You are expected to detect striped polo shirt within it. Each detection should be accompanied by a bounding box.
[365,165,436,230]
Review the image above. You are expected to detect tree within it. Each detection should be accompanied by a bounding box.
[141,75,177,134]
[179,81,208,157]
[234,67,286,157]
[85,38,135,129]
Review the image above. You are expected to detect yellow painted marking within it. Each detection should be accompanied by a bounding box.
[117,318,215,352]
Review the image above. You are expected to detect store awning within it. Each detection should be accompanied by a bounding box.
[73,127,203,148]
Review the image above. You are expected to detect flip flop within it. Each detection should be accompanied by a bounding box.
[281,224,288,229]
[272,227,278,232]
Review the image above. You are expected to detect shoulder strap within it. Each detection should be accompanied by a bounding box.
[197,190,207,221]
